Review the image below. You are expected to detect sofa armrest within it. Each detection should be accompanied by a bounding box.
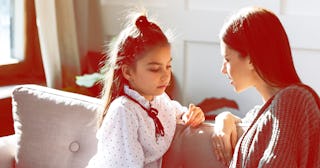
[162,123,247,168]
[0,135,16,168]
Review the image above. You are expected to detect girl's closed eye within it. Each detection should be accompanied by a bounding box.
[149,67,161,72]
[149,65,171,72]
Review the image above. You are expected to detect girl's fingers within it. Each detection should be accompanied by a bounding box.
[185,104,195,124]
[193,111,205,126]
[185,104,205,127]
[189,107,205,127]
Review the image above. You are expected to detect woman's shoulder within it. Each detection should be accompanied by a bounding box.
[273,84,319,112]
[276,84,318,101]
[242,105,262,124]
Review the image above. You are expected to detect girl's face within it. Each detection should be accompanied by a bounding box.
[124,45,172,101]
[220,42,257,93]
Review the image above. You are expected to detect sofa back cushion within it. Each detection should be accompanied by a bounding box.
[12,84,243,168]
[12,85,101,168]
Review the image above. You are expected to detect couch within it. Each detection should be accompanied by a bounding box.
[0,84,243,168]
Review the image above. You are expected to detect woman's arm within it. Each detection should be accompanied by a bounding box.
[211,111,242,166]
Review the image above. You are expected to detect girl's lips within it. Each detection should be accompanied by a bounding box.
[157,85,168,89]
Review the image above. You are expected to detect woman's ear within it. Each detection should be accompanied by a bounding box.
[122,64,132,81]
[248,57,255,70]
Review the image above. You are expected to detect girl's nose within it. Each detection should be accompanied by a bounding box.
[162,69,171,81]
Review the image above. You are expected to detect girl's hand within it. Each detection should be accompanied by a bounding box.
[211,112,239,166]
[182,104,205,127]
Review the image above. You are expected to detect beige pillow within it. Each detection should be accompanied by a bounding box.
[12,85,101,168]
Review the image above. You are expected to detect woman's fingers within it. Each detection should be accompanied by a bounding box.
[211,111,239,166]
[223,135,233,165]
[212,134,229,166]
[212,128,235,166]
[231,125,238,149]
[218,136,229,166]
[212,135,221,160]
[218,127,236,165]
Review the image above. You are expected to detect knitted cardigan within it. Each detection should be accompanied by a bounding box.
[230,85,320,168]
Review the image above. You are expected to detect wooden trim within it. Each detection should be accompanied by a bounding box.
[0,0,45,86]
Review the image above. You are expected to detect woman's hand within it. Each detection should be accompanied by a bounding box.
[182,104,205,127]
[212,112,240,166]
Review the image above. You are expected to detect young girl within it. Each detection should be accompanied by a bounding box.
[87,12,205,168]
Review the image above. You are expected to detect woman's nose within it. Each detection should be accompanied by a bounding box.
[221,63,227,74]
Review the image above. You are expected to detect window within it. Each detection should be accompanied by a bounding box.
[0,0,45,86]
[0,0,24,65]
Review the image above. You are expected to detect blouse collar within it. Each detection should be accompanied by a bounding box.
[124,85,158,109]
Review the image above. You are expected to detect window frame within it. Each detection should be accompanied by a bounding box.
[0,0,45,86]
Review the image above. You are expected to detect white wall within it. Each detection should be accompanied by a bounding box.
[99,0,320,117]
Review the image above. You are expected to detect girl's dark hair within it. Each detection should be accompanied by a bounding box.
[219,7,301,87]
[98,12,170,127]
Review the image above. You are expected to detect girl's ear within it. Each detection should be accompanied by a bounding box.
[122,64,132,81]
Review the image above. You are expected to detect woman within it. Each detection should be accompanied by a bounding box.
[212,6,320,167]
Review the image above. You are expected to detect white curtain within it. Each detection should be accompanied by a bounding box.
[34,0,103,89]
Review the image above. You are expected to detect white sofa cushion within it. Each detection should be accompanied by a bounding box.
[12,85,102,168]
